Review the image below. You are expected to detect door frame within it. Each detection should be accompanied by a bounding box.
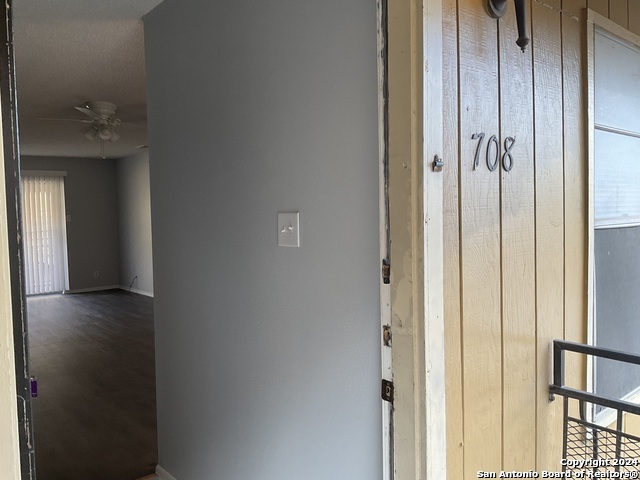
[385,0,446,478]
[377,1,393,479]
[0,67,23,480]
[1,0,34,478]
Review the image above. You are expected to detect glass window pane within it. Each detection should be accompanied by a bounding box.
[595,31,640,134]
[595,129,640,227]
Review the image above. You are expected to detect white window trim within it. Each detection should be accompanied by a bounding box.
[595,220,640,229]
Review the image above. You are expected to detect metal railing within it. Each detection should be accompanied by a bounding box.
[549,340,640,475]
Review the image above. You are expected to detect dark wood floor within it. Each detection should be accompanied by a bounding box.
[27,290,158,480]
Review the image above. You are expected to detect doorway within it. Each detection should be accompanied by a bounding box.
[19,154,158,479]
[8,1,161,478]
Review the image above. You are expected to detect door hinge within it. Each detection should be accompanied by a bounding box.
[383,325,392,347]
[382,379,394,404]
[382,259,390,284]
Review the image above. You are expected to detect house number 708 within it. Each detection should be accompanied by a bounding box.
[471,133,515,172]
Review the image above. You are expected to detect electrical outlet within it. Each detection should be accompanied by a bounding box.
[93,270,100,278]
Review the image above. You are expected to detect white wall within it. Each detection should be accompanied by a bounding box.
[144,0,381,479]
[116,151,154,296]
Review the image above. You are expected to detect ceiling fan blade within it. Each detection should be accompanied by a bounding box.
[74,105,98,119]
[37,117,93,123]
[118,120,146,128]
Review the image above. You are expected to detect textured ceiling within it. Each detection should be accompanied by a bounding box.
[13,0,164,159]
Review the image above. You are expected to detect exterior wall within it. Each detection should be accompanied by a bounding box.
[588,0,640,32]
[116,151,153,296]
[441,0,639,477]
[21,156,120,291]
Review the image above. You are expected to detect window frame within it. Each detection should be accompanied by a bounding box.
[586,10,640,426]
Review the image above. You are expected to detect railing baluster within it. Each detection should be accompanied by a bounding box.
[616,410,623,472]
[593,427,599,473]
[562,396,569,472]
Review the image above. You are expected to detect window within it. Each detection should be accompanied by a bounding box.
[21,171,69,295]
[594,31,640,229]
[591,27,640,421]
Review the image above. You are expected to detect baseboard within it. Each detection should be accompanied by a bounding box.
[119,286,154,297]
[64,285,120,294]
[156,465,177,480]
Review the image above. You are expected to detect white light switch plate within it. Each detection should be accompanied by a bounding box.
[278,212,300,247]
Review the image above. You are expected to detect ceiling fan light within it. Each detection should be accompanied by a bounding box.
[84,127,98,141]
[98,124,112,140]
[110,131,120,142]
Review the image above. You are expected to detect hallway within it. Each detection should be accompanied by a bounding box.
[27,290,157,480]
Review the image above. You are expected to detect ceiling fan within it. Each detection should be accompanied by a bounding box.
[38,100,141,158]
[74,101,122,143]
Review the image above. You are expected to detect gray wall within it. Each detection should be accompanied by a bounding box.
[116,151,154,296]
[144,1,381,479]
[21,156,120,291]
[595,227,640,404]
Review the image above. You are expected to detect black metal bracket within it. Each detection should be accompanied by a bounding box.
[487,0,508,18]
[382,379,394,404]
[549,340,640,415]
[487,0,530,52]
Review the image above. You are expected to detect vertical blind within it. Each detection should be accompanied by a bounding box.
[21,172,69,295]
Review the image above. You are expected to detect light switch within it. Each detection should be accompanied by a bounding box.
[278,212,300,247]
